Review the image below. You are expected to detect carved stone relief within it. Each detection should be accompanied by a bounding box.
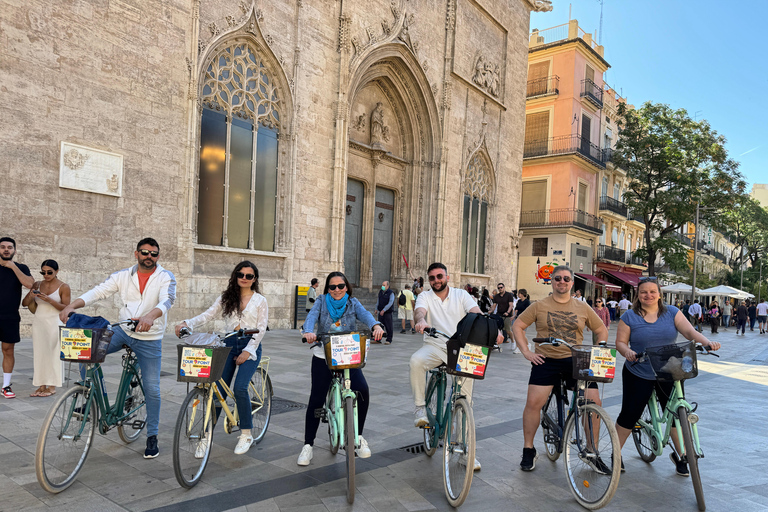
[369,102,391,146]
[471,54,500,98]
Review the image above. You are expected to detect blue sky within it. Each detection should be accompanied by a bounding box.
[531,0,766,189]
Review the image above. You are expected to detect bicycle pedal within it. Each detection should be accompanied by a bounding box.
[314,408,326,419]
[130,420,146,430]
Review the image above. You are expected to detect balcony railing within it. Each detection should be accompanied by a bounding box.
[580,78,603,108]
[628,210,644,223]
[627,252,647,267]
[523,134,607,168]
[526,75,560,98]
[599,195,628,217]
[520,208,602,234]
[670,231,693,247]
[597,244,625,263]
[712,250,728,264]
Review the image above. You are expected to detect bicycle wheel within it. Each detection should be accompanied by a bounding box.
[423,372,440,456]
[327,384,340,455]
[541,390,561,462]
[36,385,96,493]
[344,395,356,504]
[632,404,657,463]
[563,404,621,510]
[678,406,705,511]
[249,368,272,444]
[173,386,214,488]
[443,398,475,508]
[118,371,146,444]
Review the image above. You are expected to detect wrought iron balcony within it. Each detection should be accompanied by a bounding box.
[523,134,607,168]
[597,244,626,263]
[626,252,647,267]
[712,250,728,263]
[599,195,628,217]
[581,78,603,108]
[628,211,645,223]
[670,231,693,248]
[526,75,560,99]
[520,208,603,234]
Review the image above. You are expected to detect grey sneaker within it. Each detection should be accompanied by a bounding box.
[414,406,429,428]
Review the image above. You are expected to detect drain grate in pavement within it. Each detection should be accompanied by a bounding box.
[271,397,307,415]
[398,442,427,454]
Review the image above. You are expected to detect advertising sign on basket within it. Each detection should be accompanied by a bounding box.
[587,347,616,379]
[455,344,489,377]
[60,328,94,360]
[179,347,214,379]
[330,334,362,366]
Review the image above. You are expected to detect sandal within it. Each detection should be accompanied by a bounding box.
[30,388,46,397]
[38,390,56,397]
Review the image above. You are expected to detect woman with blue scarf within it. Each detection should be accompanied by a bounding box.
[297,271,384,466]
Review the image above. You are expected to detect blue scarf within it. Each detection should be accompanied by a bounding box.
[325,293,349,322]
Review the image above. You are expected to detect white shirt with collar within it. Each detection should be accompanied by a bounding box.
[619,298,632,310]
[415,287,478,345]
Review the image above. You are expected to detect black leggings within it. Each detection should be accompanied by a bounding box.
[616,365,682,430]
[304,355,369,446]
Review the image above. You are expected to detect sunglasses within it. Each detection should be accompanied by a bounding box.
[553,276,572,282]
[428,273,445,281]
[40,270,55,276]
[639,276,658,283]
[139,249,159,257]
[328,283,347,291]
[596,301,603,304]
[236,272,256,280]
[497,286,504,290]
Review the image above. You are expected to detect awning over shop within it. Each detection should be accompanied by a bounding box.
[602,269,640,287]
[575,273,623,291]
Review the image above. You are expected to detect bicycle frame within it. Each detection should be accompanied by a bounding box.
[425,368,464,443]
[637,380,701,457]
[327,368,359,450]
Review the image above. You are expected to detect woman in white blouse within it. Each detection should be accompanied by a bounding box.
[175,261,268,455]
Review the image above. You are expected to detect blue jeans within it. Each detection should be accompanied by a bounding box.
[80,326,162,437]
[215,336,262,431]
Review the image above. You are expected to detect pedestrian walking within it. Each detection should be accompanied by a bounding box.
[618,295,632,319]
[374,281,395,344]
[398,284,415,334]
[607,299,618,321]
[736,301,748,335]
[306,278,319,312]
[748,301,757,331]
[722,300,732,330]
[708,301,719,334]
[592,298,611,344]
[688,299,703,332]
[756,299,768,334]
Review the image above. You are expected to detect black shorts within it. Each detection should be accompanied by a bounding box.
[615,365,680,430]
[529,357,597,390]
[0,318,21,344]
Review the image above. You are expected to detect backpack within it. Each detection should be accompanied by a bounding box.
[398,292,407,306]
[450,312,498,348]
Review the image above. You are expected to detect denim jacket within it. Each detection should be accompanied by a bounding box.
[304,294,380,359]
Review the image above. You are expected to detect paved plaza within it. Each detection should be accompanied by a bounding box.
[2,322,767,512]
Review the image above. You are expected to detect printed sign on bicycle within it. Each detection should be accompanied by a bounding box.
[179,347,213,378]
[60,328,94,361]
[329,334,362,366]
[588,347,616,379]
[456,344,489,377]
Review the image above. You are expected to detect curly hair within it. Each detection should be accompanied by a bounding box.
[221,261,260,318]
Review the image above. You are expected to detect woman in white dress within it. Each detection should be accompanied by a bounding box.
[22,259,70,397]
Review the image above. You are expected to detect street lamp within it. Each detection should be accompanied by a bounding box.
[690,202,717,304]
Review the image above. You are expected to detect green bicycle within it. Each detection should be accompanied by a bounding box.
[303,330,370,505]
[631,342,719,511]
[36,319,146,493]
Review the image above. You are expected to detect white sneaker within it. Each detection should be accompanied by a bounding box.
[459,455,482,472]
[414,406,429,428]
[356,436,371,458]
[234,434,254,455]
[297,444,313,466]
[194,436,210,459]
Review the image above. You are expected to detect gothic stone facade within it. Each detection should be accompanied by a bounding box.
[1,0,547,330]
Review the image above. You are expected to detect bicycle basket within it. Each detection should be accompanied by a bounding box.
[60,326,113,363]
[445,337,491,380]
[177,344,232,383]
[571,345,617,383]
[323,333,369,370]
[646,342,698,382]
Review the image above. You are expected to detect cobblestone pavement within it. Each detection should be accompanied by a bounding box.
[2,322,767,512]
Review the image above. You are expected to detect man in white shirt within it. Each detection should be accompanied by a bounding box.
[687,299,703,333]
[607,299,618,321]
[618,296,632,318]
[756,299,768,334]
[573,290,586,302]
[410,262,503,471]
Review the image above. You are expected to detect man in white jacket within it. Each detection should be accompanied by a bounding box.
[60,238,176,459]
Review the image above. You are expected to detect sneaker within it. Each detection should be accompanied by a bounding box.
[411,329,416,334]
[297,444,313,466]
[670,452,689,477]
[144,435,159,458]
[459,455,481,471]
[414,406,429,428]
[585,455,611,475]
[234,434,254,455]
[620,458,625,473]
[520,447,538,471]
[194,436,210,459]
[356,436,371,458]
[400,329,406,334]
[2,386,15,399]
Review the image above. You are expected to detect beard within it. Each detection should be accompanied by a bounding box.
[0,253,13,261]
[140,258,157,270]
[432,281,447,292]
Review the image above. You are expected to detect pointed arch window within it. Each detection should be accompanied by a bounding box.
[197,41,281,251]
[461,153,492,274]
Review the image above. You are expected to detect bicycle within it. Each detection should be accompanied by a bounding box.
[534,336,621,510]
[421,328,493,507]
[302,330,371,504]
[630,342,719,511]
[36,319,147,493]
[173,327,272,488]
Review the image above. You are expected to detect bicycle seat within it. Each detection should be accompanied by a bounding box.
[122,344,130,350]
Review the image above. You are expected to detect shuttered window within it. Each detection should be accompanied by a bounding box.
[524,111,550,157]
[522,180,548,212]
[578,182,588,212]
[527,61,550,96]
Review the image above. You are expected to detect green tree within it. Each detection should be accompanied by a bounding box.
[613,102,746,276]
[713,195,768,272]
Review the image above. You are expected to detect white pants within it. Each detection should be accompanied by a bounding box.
[410,340,474,407]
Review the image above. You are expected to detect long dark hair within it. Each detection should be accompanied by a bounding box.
[221,261,259,317]
[323,271,353,297]
[632,281,667,318]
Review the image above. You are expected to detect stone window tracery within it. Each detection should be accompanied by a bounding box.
[461,152,493,274]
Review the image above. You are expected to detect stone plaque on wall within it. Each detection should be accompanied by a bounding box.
[59,142,124,197]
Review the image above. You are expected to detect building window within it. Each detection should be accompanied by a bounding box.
[461,153,492,274]
[601,177,608,198]
[197,42,281,251]
[533,238,548,257]
[524,111,550,156]
[613,183,620,201]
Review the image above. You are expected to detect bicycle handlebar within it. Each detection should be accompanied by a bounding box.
[634,343,720,364]
[301,330,374,345]
[425,328,450,339]
[176,327,259,340]
[531,336,614,349]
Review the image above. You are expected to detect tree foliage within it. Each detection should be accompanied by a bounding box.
[712,195,768,271]
[613,102,746,276]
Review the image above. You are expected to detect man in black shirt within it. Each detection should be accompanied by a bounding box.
[493,283,515,342]
[0,237,34,399]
